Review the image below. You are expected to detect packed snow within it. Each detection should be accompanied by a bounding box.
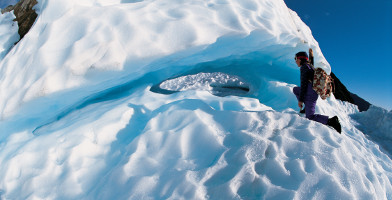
[0,0,391,199]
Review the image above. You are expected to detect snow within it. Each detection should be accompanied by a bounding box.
[0,0,391,199]
[0,11,19,60]
[158,72,250,96]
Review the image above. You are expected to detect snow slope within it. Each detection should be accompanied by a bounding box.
[0,0,391,199]
[0,11,19,60]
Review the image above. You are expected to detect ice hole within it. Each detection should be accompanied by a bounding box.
[154,72,250,97]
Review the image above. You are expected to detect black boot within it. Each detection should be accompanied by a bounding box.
[327,116,341,134]
[300,108,306,114]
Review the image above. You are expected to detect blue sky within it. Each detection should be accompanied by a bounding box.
[284,0,392,111]
[0,0,18,9]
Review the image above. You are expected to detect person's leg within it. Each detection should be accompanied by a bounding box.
[293,87,300,101]
[293,86,306,113]
[304,99,328,125]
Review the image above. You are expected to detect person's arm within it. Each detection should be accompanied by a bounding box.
[309,48,314,66]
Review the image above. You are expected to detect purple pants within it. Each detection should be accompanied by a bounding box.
[293,85,328,125]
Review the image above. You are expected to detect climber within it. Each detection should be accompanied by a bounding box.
[293,49,342,133]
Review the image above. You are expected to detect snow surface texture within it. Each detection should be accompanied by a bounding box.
[0,0,391,199]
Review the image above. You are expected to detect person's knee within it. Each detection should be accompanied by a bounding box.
[305,103,316,117]
[306,114,315,120]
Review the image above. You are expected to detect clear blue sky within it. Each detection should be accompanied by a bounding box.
[284,0,392,111]
[0,0,18,9]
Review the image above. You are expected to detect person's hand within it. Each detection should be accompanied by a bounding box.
[298,101,304,109]
[309,48,313,57]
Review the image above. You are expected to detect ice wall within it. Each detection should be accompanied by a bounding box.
[0,0,329,119]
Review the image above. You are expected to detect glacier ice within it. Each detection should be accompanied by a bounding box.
[0,0,391,199]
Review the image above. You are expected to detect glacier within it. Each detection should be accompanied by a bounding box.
[0,0,391,199]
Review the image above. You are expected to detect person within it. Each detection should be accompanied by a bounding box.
[293,49,342,133]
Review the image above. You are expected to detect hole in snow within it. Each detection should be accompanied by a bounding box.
[152,72,250,97]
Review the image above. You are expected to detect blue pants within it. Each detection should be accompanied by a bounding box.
[293,85,328,125]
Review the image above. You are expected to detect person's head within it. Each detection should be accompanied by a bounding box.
[295,51,309,67]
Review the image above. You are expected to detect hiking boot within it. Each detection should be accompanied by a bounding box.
[327,116,341,134]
